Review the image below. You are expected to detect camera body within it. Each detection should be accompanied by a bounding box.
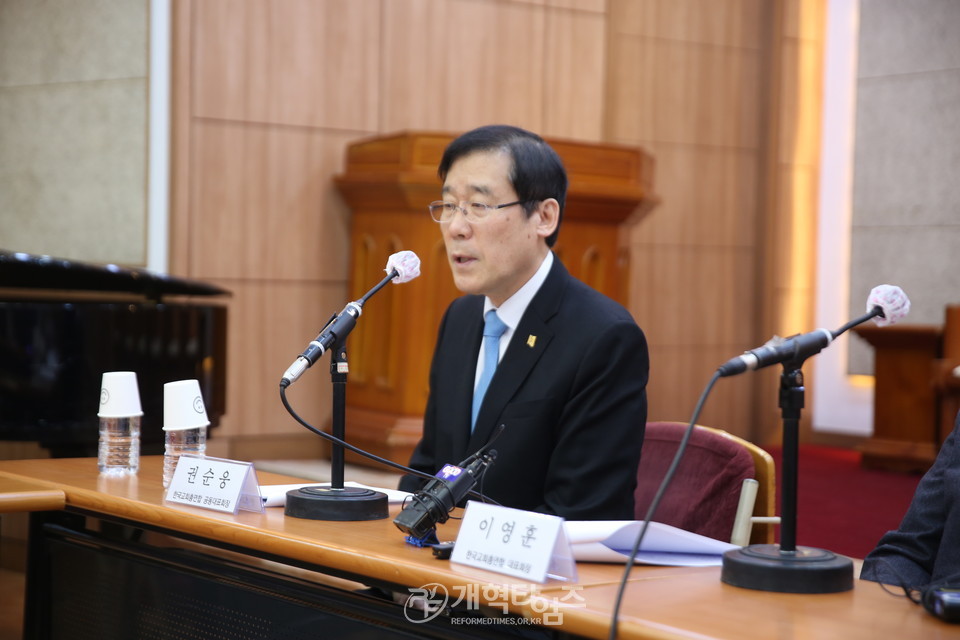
[393,451,496,539]
[925,586,960,623]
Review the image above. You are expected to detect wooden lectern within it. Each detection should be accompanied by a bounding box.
[856,305,960,472]
[855,325,942,472]
[935,305,960,444]
[332,132,657,466]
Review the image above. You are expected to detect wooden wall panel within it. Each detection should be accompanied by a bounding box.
[611,0,765,48]
[630,145,758,248]
[754,1,826,444]
[777,40,825,166]
[605,0,826,445]
[380,0,546,132]
[630,247,757,350]
[201,279,345,439]
[647,344,756,430]
[607,37,762,149]
[606,0,769,441]
[193,0,380,131]
[543,9,606,140]
[189,0,247,123]
[543,0,606,13]
[169,0,193,277]
[169,0,826,457]
[187,121,354,281]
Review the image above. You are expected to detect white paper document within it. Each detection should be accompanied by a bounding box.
[564,520,739,567]
[260,482,411,507]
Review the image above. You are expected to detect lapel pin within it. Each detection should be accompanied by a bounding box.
[527,335,537,348]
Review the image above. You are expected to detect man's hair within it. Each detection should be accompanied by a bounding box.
[437,125,567,247]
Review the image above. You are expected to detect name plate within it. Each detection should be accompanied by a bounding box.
[164,454,263,514]
[451,501,577,583]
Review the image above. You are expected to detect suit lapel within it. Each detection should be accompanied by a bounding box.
[468,258,567,449]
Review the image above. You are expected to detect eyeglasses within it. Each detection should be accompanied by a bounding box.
[428,200,528,224]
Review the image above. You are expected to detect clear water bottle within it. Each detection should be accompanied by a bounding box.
[99,416,142,476]
[98,372,143,476]
[162,379,210,488]
[163,425,207,488]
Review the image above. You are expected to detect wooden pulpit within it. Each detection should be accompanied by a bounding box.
[332,132,657,467]
[935,305,960,444]
[855,325,943,472]
[856,304,960,472]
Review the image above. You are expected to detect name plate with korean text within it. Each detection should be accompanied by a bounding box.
[451,501,577,583]
[164,454,263,514]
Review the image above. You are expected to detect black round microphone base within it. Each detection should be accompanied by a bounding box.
[721,544,854,593]
[284,486,389,521]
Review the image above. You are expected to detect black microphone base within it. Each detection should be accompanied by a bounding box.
[284,486,389,521]
[721,544,853,593]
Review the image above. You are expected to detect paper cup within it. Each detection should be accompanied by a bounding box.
[98,371,143,418]
[162,379,210,431]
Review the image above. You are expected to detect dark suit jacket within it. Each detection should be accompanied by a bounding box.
[399,257,649,520]
[861,412,960,588]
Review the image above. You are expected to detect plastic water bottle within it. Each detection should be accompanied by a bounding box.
[99,416,142,476]
[163,425,207,488]
[98,372,143,476]
[162,379,210,488]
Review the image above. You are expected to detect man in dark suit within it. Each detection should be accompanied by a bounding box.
[398,125,649,521]
[861,410,960,588]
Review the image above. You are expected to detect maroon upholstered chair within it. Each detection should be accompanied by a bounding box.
[634,421,777,544]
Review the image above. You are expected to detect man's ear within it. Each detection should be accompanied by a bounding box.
[535,198,560,239]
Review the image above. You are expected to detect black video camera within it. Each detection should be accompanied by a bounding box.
[393,450,497,540]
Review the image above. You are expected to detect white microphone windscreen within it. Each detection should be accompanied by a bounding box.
[386,251,421,284]
[867,284,910,326]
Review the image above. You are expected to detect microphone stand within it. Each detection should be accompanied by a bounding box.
[330,340,349,489]
[720,358,853,593]
[283,333,389,521]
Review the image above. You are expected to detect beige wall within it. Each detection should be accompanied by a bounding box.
[168,0,826,457]
[0,0,148,265]
[848,0,960,374]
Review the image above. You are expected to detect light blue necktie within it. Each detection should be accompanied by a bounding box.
[472,310,507,431]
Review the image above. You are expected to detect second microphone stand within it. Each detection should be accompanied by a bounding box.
[720,358,854,593]
[284,338,389,521]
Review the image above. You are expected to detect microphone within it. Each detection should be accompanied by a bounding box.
[385,250,421,284]
[717,329,834,377]
[393,425,504,540]
[393,450,498,540]
[717,284,910,377]
[866,283,910,327]
[281,251,421,387]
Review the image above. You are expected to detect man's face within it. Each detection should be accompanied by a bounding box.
[440,150,549,306]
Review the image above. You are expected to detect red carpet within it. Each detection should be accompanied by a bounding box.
[764,445,924,560]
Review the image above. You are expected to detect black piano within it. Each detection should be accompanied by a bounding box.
[0,250,228,458]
